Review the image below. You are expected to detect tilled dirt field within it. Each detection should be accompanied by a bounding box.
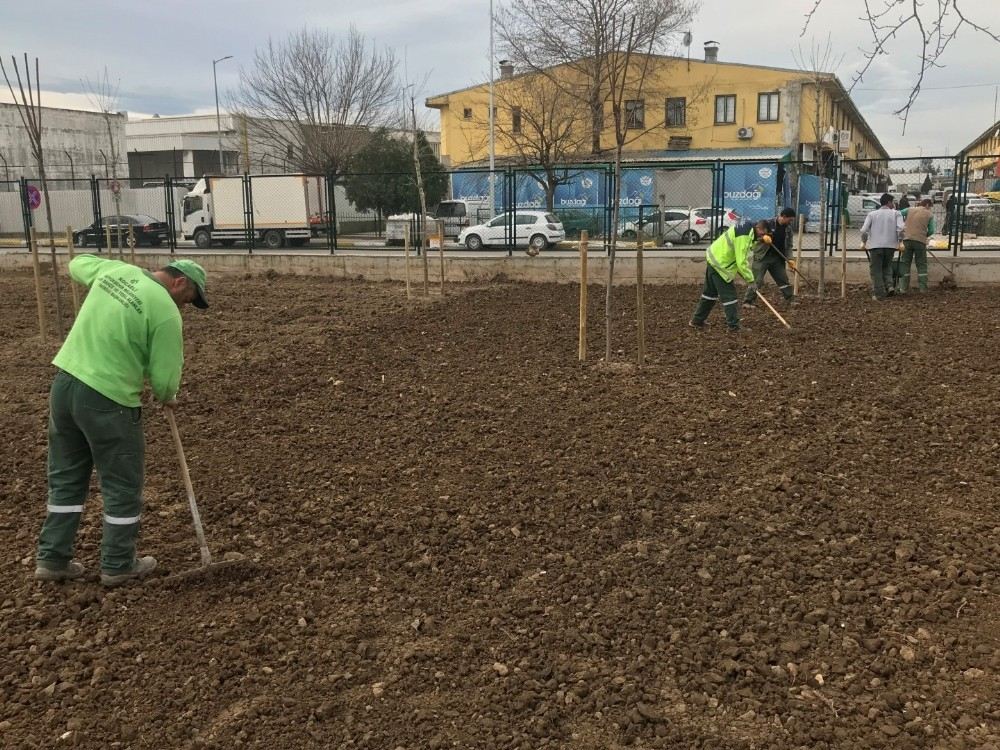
[1,268,998,750]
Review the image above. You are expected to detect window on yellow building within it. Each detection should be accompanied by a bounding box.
[757,92,780,122]
[715,95,735,125]
[512,106,522,134]
[463,107,473,120]
[626,99,645,129]
[665,97,686,127]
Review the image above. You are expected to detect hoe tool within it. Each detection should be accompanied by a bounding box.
[926,247,957,286]
[165,409,253,581]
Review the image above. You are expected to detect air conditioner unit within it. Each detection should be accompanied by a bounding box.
[837,129,851,153]
[737,126,754,140]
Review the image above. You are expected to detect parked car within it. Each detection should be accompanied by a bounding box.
[965,197,994,213]
[73,214,170,247]
[692,206,740,235]
[458,210,565,252]
[621,207,738,244]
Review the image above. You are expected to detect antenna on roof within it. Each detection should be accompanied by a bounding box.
[683,31,692,72]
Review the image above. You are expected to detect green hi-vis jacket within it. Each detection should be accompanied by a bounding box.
[706,220,757,283]
[52,255,184,407]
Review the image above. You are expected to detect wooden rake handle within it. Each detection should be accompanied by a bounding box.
[756,290,792,329]
[166,408,213,567]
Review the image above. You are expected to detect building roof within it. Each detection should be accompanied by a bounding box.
[960,120,1000,155]
[426,53,818,104]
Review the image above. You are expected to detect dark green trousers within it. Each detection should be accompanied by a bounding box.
[869,247,895,299]
[897,240,928,292]
[744,254,794,304]
[37,371,145,574]
[692,266,741,330]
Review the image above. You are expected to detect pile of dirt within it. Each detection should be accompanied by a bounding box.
[0,270,997,749]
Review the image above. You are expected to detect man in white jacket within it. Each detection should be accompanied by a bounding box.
[860,193,905,300]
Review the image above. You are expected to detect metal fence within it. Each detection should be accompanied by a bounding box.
[1,152,998,254]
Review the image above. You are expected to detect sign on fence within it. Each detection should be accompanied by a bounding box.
[26,185,41,210]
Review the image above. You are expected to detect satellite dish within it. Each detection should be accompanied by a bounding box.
[683,31,693,47]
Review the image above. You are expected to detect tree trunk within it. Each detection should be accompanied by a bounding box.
[818,155,827,298]
[589,89,603,154]
[605,147,623,361]
[38,161,65,339]
[410,100,430,295]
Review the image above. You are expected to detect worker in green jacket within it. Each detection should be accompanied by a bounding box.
[35,255,208,587]
[690,219,767,332]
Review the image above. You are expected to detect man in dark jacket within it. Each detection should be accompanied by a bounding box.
[742,208,796,308]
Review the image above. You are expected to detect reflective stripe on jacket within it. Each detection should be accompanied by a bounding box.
[706,221,756,283]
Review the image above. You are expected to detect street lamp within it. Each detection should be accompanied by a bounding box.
[213,55,233,174]
[488,0,495,213]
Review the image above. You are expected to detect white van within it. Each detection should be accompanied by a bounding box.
[847,194,881,227]
[434,199,491,239]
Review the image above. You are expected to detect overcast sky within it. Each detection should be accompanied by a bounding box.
[2,0,998,158]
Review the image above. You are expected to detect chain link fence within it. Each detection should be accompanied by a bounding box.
[1,153,997,254]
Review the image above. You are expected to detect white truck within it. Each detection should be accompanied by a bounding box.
[181,175,324,249]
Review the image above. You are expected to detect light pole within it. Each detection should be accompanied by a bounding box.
[488,0,495,213]
[213,55,233,174]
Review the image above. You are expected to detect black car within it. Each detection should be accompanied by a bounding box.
[73,214,170,248]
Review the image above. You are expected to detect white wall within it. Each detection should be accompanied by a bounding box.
[0,186,188,235]
[0,103,128,181]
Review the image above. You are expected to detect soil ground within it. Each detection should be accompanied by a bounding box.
[0,269,998,750]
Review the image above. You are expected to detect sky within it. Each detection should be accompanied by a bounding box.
[1,0,998,159]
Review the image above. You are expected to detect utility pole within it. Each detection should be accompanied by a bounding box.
[488,0,496,213]
[213,55,233,173]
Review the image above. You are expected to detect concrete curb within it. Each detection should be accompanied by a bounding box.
[3,249,997,286]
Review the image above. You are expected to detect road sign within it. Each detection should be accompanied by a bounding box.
[110,179,121,195]
[26,185,41,210]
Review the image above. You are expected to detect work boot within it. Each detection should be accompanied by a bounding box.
[688,319,707,330]
[101,556,157,587]
[34,560,86,582]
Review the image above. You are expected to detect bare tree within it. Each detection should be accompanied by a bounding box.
[409,93,432,296]
[603,16,657,361]
[793,36,845,299]
[481,71,592,210]
[802,0,1000,132]
[2,54,65,338]
[84,67,125,257]
[231,26,399,175]
[497,0,695,155]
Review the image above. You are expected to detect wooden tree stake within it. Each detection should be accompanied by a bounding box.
[794,217,805,296]
[636,230,645,366]
[578,230,589,361]
[840,214,848,298]
[437,219,445,296]
[65,225,79,315]
[403,223,412,299]
[29,228,48,342]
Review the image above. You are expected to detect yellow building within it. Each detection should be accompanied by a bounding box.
[961,120,1000,195]
[426,44,890,190]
